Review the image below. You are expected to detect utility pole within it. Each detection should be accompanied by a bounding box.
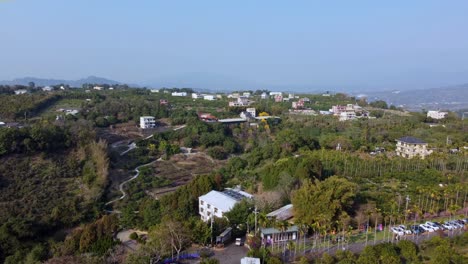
[210,209,214,246]
[405,195,410,224]
[254,206,259,235]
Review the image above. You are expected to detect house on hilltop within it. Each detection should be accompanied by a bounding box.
[396,136,433,159]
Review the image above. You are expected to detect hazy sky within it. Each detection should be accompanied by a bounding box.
[1,0,468,90]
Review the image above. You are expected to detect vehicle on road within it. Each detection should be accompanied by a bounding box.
[235,238,243,246]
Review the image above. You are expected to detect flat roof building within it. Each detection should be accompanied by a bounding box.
[198,188,252,222]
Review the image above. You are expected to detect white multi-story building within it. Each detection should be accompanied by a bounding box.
[396,136,433,159]
[260,92,268,99]
[198,188,253,222]
[192,93,203,99]
[229,96,250,107]
[427,110,448,120]
[140,116,156,129]
[204,95,215,101]
[246,108,256,117]
[269,92,282,96]
[339,111,357,121]
[172,92,187,97]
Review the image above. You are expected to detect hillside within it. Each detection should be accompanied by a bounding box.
[0,76,121,87]
[364,84,468,111]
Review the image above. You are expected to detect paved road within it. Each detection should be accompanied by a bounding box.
[213,242,249,264]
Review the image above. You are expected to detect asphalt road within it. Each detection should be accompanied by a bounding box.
[213,242,249,264]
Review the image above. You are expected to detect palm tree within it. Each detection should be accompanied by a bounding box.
[373,208,381,245]
[365,208,372,246]
[276,220,290,256]
[296,220,309,255]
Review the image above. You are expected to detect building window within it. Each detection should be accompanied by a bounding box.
[200,200,204,205]
[214,208,218,213]
[200,208,204,212]
[207,204,211,209]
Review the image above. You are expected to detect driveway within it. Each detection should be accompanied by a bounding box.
[213,242,249,264]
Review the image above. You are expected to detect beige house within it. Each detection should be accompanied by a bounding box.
[396,136,433,159]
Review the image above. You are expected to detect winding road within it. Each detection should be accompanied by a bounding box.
[105,159,159,206]
[105,125,186,208]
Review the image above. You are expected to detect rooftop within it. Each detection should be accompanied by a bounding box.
[266,204,294,221]
[199,188,252,212]
[397,136,427,144]
[261,225,299,235]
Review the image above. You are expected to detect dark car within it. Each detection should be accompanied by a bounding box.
[410,225,424,234]
[432,222,445,230]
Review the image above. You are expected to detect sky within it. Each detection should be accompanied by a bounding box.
[1,0,468,91]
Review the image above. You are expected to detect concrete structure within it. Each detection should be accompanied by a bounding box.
[198,188,253,222]
[396,136,433,159]
[339,111,357,121]
[204,95,215,101]
[172,92,187,97]
[229,96,250,107]
[274,95,283,102]
[330,105,347,115]
[140,116,156,129]
[150,89,159,93]
[93,86,103,90]
[427,110,448,120]
[246,108,256,117]
[292,99,305,109]
[192,93,203,99]
[269,92,282,96]
[14,89,28,95]
[42,86,53,92]
[260,92,268,99]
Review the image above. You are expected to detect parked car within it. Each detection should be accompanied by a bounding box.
[448,221,463,228]
[425,222,440,231]
[442,222,456,230]
[235,238,243,246]
[419,224,435,232]
[398,225,412,234]
[390,227,405,236]
[432,222,445,230]
[410,225,423,234]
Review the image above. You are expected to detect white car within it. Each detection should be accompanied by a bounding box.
[425,222,440,231]
[448,221,463,229]
[442,223,455,230]
[390,227,405,236]
[420,224,435,232]
[235,238,243,246]
[398,225,412,234]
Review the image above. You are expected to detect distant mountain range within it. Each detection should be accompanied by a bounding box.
[0,76,121,87]
[360,84,468,111]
